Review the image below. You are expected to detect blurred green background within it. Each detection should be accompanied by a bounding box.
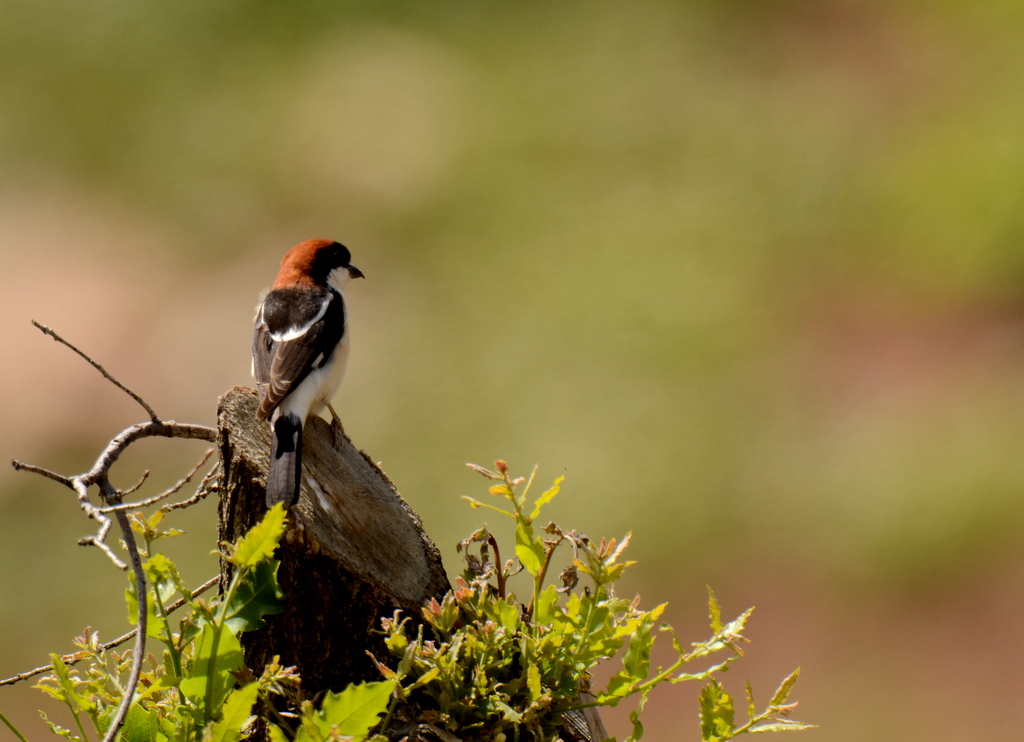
[3,1,1024,739]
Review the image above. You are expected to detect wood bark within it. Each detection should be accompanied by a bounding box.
[216,386,604,742]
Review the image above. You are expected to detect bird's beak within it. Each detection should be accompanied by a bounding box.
[347,264,365,279]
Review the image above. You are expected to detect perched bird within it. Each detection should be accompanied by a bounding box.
[252,239,364,507]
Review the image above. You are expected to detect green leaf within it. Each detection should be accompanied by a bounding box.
[267,724,290,742]
[223,559,285,633]
[623,686,651,742]
[533,585,559,626]
[179,624,243,712]
[462,497,512,515]
[515,521,545,577]
[527,665,542,701]
[498,597,519,631]
[39,712,80,742]
[317,680,396,738]
[699,681,735,742]
[126,571,176,640]
[672,658,736,685]
[708,587,723,634]
[621,615,656,683]
[719,607,754,643]
[493,700,522,724]
[118,703,159,742]
[46,654,92,712]
[230,504,287,569]
[769,668,800,707]
[529,476,563,520]
[207,682,259,742]
[406,667,440,692]
[749,721,816,733]
[597,610,660,703]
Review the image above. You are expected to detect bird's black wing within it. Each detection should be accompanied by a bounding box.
[252,286,346,420]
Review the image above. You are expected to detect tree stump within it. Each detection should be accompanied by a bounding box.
[217,386,450,693]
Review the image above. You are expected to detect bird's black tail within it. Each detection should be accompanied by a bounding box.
[267,414,302,508]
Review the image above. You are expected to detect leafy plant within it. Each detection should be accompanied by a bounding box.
[12,462,812,742]
[29,505,393,742]
[375,461,814,742]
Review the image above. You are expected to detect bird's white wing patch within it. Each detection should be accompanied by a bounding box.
[270,295,331,342]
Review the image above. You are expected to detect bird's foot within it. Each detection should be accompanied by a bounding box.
[327,403,345,437]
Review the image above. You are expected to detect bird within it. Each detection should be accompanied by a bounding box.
[252,239,364,507]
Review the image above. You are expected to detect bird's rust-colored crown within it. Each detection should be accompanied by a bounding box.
[272,239,347,288]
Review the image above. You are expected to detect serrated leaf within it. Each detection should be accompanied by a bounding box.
[722,607,755,640]
[498,597,520,631]
[527,665,542,701]
[749,721,816,733]
[529,476,563,520]
[39,712,79,742]
[119,703,159,742]
[207,682,259,742]
[623,686,651,742]
[622,616,656,683]
[179,624,243,711]
[672,658,735,684]
[406,667,440,692]
[770,668,800,707]
[533,585,559,626]
[699,681,734,742]
[267,724,290,742]
[126,569,177,640]
[466,463,501,480]
[317,680,396,738]
[223,559,285,633]
[493,700,522,723]
[708,587,723,634]
[135,675,180,704]
[230,504,287,569]
[515,521,545,577]
[46,654,92,711]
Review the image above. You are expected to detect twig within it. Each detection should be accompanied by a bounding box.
[70,477,126,569]
[0,576,219,688]
[121,469,151,496]
[161,462,222,512]
[99,449,215,513]
[14,420,217,570]
[31,320,160,423]
[10,461,71,486]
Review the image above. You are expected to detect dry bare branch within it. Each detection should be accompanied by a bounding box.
[12,419,218,569]
[121,469,151,496]
[161,462,222,512]
[99,449,215,513]
[9,461,71,486]
[31,320,160,423]
[11,323,219,742]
